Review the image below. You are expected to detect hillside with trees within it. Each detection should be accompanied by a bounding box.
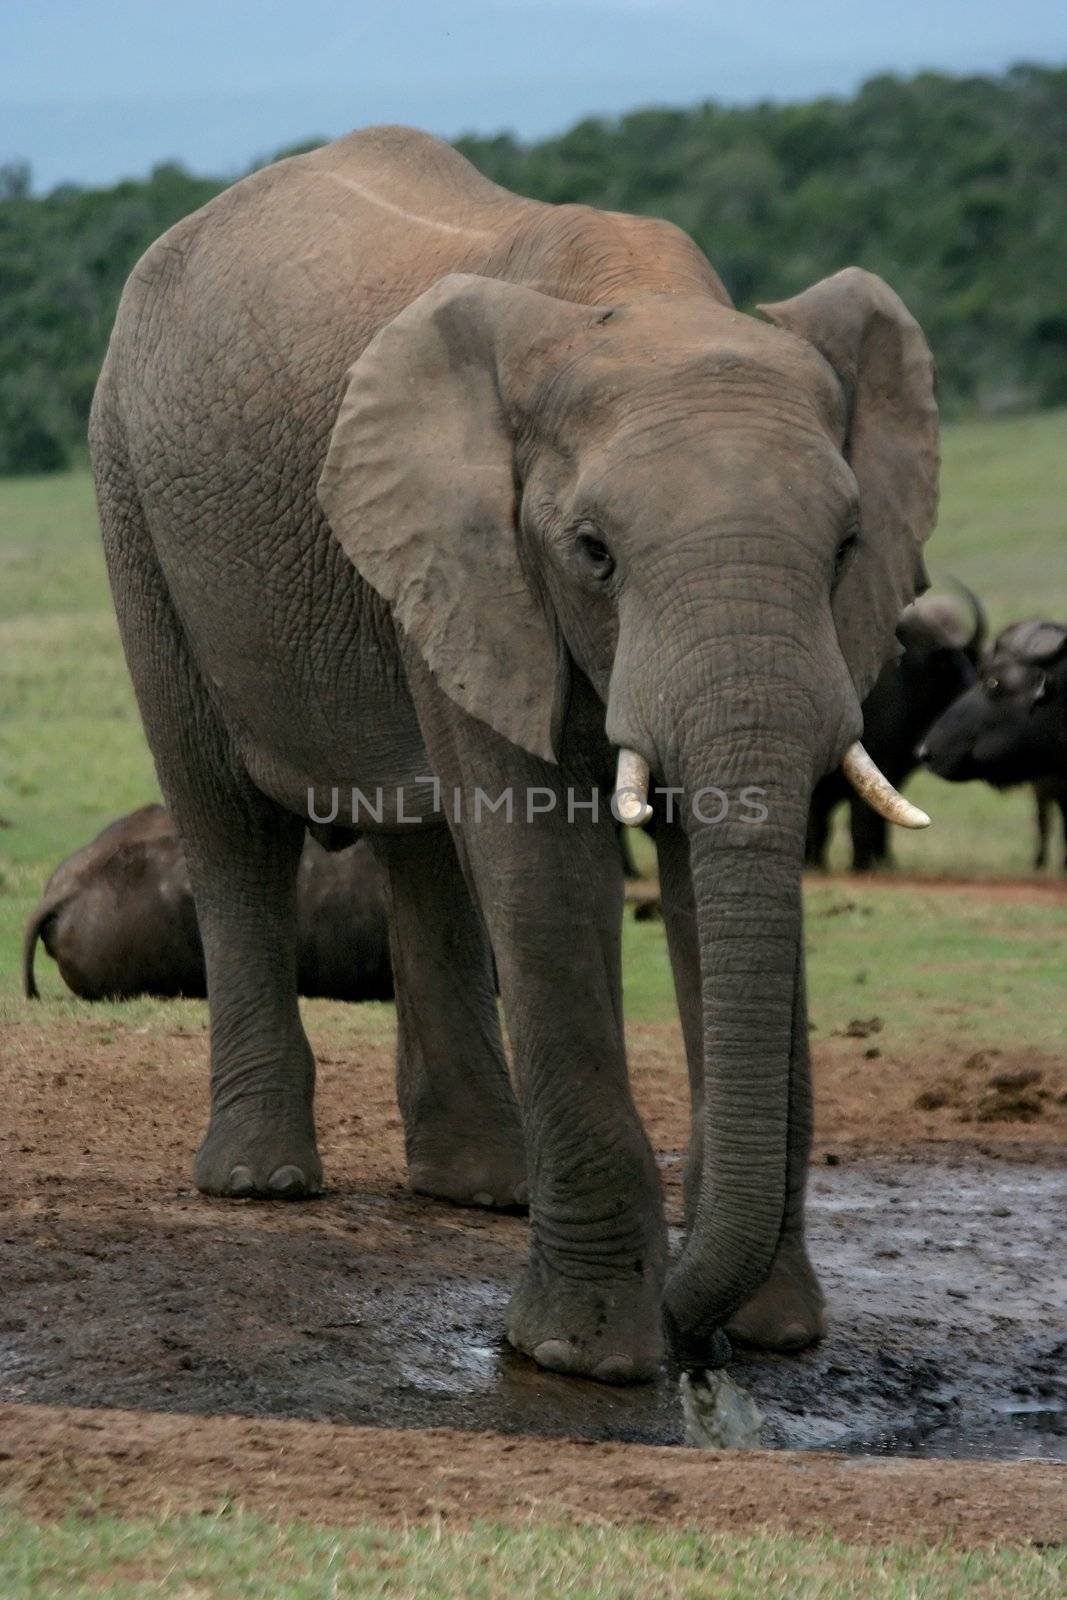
[1,65,1064,473]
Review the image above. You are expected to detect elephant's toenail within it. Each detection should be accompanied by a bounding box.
[513,1182,529,1207]
[472,1190,494,1207]
[533,1339,576,1373]
[592,1354,637,1384]
[268,1164,306,1196]
[227,1165,254,1197]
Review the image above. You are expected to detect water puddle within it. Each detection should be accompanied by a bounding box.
[5,1154,1065,1462]
[829,1403,1067,1462]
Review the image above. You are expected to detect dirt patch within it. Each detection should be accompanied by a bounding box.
[627,1022,1067,1156]
[814,872,1067,907]
[2,1403,1065,1547]
[807,1038,1067,1152]
[2,1013,1066,1542]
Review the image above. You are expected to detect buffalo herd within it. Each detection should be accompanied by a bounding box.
[23,597,1067,1003]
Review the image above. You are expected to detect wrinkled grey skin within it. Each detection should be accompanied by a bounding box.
[90,126,938,1381]
[23,805,392,1003]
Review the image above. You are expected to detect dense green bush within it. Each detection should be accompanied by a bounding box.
[0,368,70,474]
[1,66,1064,473]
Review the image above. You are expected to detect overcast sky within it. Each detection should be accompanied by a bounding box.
[4,0,1066,192]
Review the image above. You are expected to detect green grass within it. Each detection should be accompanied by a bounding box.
[2,415,1067,1034]
[934,411,1067,629]
[622,886,1067,1051]
[803,880,1067,1051]
[0,466,157,996]
[0,1510,1062,1600]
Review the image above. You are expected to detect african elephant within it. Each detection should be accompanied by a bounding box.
[90,125,938,1381]
[23,805,393,1002]
[806,589,983,872]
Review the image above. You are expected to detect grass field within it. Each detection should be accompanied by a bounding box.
[2,414,1066,1591]
[2,1510,1064,1600]
[2,412,1066,1025]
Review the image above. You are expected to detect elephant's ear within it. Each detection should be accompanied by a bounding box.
[759,267,939,702]
[318,273,582,762]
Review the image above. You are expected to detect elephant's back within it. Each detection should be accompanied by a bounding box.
[110,127,522,399]
[93,135,464,820]
[98,127,526,552]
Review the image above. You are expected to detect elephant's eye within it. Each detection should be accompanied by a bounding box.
[576,533,616,582]
[832,529,859,587]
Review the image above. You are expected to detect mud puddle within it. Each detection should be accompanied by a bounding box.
[832,1401,1067,1462]
[3,1151,1065,1461]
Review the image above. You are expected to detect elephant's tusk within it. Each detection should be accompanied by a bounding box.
[614,748,654,826]
[841,741,931,830]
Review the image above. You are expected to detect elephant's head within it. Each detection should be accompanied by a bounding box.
[318,267,939,1353]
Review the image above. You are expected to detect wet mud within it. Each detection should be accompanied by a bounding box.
[3,1011,1066,1466]
[3,1134,1064,1460]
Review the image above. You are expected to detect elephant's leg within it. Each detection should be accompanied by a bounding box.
[485,801,665,1381]
[98,464,320,1199]
[184,792,320,1199]
[657,822,825,1352]
[411,720,665,1380]
[370,827,526,1209]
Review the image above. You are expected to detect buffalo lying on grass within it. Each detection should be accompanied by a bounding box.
[24,806,393,1002]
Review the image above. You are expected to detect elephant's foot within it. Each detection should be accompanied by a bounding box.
[194,1104,323,1199]
[505,1251,665,1383]
[726,1236,826,1352]
[408,1135,528,1211]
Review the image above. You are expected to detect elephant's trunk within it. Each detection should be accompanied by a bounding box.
[605,559,865,1361]
[661,717,812,1358]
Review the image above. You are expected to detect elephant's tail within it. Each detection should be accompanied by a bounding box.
[22,895,59,999]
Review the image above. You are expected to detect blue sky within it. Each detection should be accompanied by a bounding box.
[4,0,1066,191]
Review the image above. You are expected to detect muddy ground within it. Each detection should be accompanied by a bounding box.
[2,973,1066,1537]
[4,1402,1067,1546]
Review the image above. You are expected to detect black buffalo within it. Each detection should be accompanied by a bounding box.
[921,619,1067,870]
[24,805,393,1002]
[806,592,985,871]
[1034,778,1067,872]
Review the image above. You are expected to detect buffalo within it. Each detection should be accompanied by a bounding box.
[921,619,1067,872]
[806,590,985,871]
[1034,778,1067,872]
[23,805,393,1002]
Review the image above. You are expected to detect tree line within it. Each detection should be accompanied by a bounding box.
[1,65,1064,474]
